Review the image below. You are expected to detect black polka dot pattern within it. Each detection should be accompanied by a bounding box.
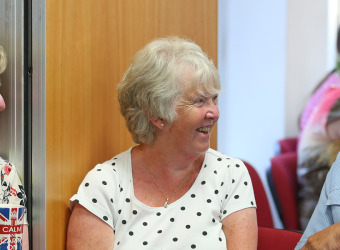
[70,148,256,249]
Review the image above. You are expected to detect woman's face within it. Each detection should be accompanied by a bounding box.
[0,93,5,111]
[166,72,219,155]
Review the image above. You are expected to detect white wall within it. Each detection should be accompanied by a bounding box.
[286,1,332,137]
[217,0,336,228]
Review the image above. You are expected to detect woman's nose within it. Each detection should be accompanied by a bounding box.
[206,102,219,120]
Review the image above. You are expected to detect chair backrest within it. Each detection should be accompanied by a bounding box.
[258,226,302,250]
[268,152,300,231]
[244,161,274,228]
[278,137,298,154]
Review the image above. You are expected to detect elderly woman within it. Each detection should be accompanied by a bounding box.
[67,37,257,249]
[0,45,29,249]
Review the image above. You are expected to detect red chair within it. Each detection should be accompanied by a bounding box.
[278,137,298,154]
[258,226,302,250]
[244,161,274,228]
[267,152,300,231]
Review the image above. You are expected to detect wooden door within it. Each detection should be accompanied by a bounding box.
[46,0,217,248]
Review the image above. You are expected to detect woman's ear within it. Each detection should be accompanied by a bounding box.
[150,117,166,129]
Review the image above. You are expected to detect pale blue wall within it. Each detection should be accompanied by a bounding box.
[217,1,286,177]
[217,0,334,228]
[217,0,286,227]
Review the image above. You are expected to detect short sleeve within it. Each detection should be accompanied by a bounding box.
[221,159,256,220]
[70,163,119,229]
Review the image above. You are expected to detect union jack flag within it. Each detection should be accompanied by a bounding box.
[0,206,24,250]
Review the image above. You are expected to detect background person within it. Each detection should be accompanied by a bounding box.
[297,27,340,230]
[67,36,258,249]
[295,152,340,250]
[0,45,29,249]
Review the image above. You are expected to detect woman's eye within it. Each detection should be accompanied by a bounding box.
[194,98,205,106]
[212,95,218,103]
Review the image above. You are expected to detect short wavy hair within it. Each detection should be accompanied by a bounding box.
[118,36,220,144]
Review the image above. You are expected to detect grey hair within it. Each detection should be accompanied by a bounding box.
[0,46,7,75]
[118,36,220,144]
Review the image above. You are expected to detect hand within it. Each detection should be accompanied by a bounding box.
[302,222,340,250]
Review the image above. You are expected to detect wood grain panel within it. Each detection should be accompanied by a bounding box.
[46,0,217,248]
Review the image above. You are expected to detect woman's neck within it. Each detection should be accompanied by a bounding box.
[135,143,204,175]
[131,143,204,207]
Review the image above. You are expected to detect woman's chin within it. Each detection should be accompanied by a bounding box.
[194,142,210,153]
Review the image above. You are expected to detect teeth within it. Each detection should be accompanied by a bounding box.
[196,127,210,133]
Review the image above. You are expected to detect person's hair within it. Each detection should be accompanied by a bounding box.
[118,36,221,144]
[310,26,340,95]
[0,45,7,75]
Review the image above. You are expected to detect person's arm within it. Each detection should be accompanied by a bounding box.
[22,225,29,250]
[301,222,340,250]
[66,203,114,250]
[222,207,257,250]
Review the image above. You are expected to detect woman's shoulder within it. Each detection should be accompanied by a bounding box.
[0,156,10,167]
[102,148,132,165]
[99,147,132,173]
[206,148,245,166]
[205,149,248,177]
[0,157,18,174]
[85,148,132,180]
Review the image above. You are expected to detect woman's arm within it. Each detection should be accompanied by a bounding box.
[66,203,114,250]
[222,207,257,250]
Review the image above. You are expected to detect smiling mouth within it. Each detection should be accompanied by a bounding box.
[196,127,210,134]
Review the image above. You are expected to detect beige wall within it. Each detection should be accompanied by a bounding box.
[46,1,218,248]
